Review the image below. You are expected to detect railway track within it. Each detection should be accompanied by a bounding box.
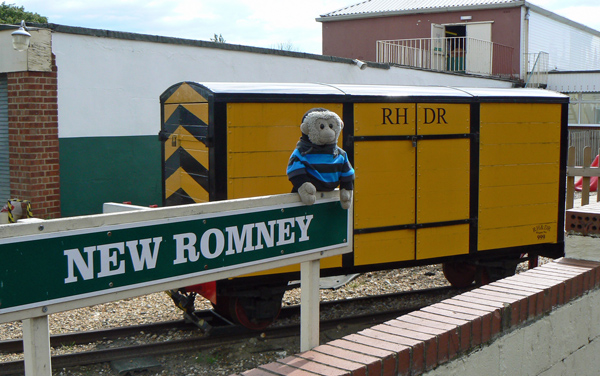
[0,285,465,375]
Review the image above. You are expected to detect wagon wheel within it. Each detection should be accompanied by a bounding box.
[212,293,283,331]
[229,296,282,331]
[477,262,518,285]
[442,262,477,288]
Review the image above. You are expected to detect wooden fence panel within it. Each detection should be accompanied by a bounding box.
[567,146,600,209]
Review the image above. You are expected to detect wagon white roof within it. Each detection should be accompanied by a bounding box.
[188,82,568,102]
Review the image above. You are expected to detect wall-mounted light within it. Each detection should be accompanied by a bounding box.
[353,59,367,70]
[11,20,31,51]
[460,16,472,21]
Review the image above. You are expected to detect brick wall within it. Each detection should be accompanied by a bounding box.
[234,258,600,376]
[7,56,60,219]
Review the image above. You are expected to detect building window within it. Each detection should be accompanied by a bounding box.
[567,92,600,165]
[567,92,600,125]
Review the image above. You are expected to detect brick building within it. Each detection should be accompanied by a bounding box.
[318,0,600,87]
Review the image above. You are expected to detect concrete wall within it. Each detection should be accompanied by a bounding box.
[425,286,600,376]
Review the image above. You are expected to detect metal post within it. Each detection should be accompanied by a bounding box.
[22,315,52,376]
[300,259,320,351]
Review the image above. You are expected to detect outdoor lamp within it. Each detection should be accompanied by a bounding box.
[353,59,367,70]
[12,20,31,51]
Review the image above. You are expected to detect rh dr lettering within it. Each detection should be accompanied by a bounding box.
[423,107,448,124]
[382,107,409,125]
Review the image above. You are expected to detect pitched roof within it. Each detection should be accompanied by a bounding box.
[319,0,525,20]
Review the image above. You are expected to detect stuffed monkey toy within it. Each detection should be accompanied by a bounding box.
[286,108,354,209]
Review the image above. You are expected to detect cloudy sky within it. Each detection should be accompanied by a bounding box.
[8,0,600,54]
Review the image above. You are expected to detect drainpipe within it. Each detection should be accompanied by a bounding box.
[522,6,530,82]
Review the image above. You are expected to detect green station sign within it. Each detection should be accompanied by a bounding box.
[0,199,349,315]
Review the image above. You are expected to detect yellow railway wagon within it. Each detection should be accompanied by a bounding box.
[160,82,568,329]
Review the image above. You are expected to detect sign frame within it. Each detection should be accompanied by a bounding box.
[0,191,351,324]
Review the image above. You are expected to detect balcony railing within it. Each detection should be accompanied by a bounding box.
[524,51,549,88]
[376,37,517,79]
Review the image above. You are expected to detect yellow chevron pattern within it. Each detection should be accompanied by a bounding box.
[165,167,209,203]
[163,83,210,204]
[165,82,207,104]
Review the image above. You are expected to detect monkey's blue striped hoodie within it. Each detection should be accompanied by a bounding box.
[287,134,355,192]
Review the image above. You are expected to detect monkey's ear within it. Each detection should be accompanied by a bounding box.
[339,118,344,130]
[300,121,310,135]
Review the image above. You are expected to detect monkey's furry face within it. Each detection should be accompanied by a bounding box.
[300,111,343,146]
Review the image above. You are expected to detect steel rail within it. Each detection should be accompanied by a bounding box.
[0,285,464,375]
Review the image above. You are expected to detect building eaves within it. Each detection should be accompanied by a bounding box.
[318,0,525,21]
[525,3,600,38]
[27,23,392,70]
[318,0,600,37]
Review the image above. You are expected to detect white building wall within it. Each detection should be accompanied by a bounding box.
[547,72,600,93]
[528,10,600,71]
[51,31,513,139]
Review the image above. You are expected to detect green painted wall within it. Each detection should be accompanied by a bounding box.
[59,136,162,217]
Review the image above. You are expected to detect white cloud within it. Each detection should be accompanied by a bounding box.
[528,0,600,30]
[556,6,600,31]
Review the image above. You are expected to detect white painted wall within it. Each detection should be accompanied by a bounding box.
[424,287,600,376]
[0,30,27,72]
[51,31,512,139]
[548,72,600,93]
[529,10,600,72]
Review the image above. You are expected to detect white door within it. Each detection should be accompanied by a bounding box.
[431,24,446,70]
[466,23,492,74]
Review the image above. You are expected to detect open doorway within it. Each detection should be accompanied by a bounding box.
[445,25,467,72]
[431,22,493,74]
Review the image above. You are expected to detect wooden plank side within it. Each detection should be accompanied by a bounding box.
[229,125,300,153]
[228,176,291,199]
[354,140,415,229]
[417,103,470,135]
[228,151,291,178]
[478,102,562,251]
[227,103,343,127]
[417,139,470,223]
[354,230,415,265]
[416,224,469,260]
[226,103,344,201]
[354,103,416,136]
[480,103,562,124]
[478,223,558,250]
[479,143,560,166]
[479,164,559,187]
[478,202,559,229]
[479,183,559,208]
[480,121,561,144]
